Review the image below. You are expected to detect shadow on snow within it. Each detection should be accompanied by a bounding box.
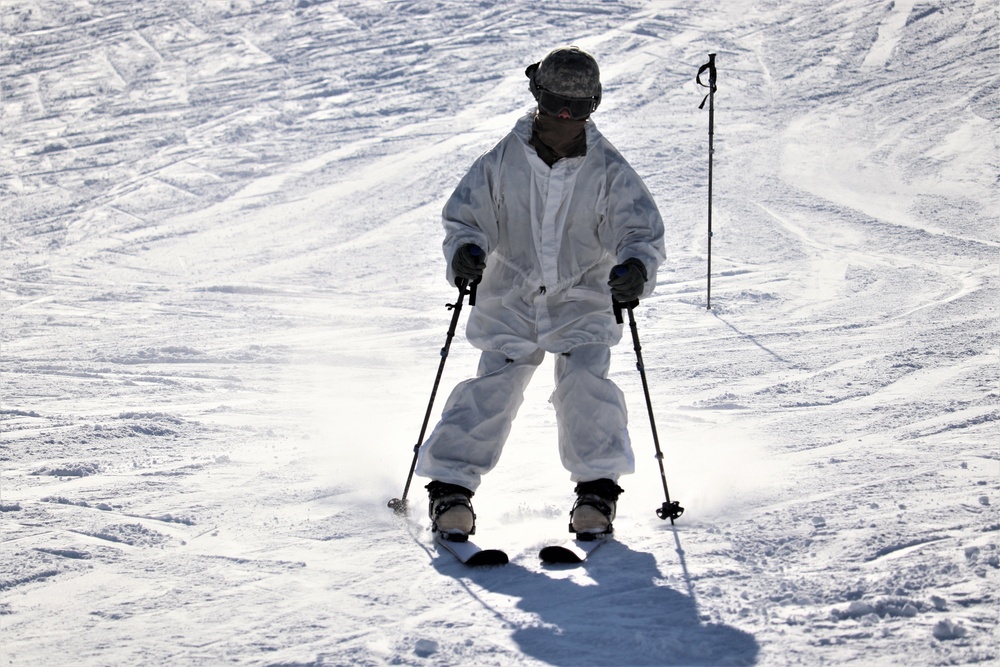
[432,538,759,666]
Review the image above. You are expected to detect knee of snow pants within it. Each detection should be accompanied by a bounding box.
[551,344,635,482]
[415,349,545,491]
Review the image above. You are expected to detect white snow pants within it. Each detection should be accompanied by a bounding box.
[415,343,634,492]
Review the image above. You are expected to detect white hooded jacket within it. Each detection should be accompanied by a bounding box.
[442,112,665,358]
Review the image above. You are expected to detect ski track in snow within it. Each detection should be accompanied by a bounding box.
[2,0,997,665]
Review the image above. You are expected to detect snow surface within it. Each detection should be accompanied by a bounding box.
[1,0,998,665]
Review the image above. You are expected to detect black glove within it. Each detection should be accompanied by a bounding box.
[451,244,486,285]
[608,257,647,302]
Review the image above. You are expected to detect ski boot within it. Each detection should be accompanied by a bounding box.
[569,479,623,540]
[427,481,476,542]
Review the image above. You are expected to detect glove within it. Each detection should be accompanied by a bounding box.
[451,244,486,285]
[608,257,647,302]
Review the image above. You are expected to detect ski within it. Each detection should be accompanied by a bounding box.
[539,537,607,564]
[434,535,508,566]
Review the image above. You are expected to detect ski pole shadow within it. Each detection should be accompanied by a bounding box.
[711,310,795,367]
[436,539,759,666]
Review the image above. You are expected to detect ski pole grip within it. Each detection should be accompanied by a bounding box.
[612,298,640,324]
[468,278,479,306]
[697,53,717,109]
[697,53,717,88]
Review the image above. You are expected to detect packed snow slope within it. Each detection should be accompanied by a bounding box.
[2,0,997,665]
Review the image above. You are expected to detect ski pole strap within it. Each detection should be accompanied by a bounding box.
[697,53,717,109]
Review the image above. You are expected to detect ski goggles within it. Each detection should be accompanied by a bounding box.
[535,86,598,120]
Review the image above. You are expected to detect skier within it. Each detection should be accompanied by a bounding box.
[415,46,665,541]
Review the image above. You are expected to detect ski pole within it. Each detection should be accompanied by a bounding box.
[613,299,684,524]
[388,278,477,516]
[697,53,717,310]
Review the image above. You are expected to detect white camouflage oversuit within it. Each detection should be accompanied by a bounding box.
[415,111,665,492]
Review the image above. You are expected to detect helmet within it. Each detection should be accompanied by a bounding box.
[525,46,602,115]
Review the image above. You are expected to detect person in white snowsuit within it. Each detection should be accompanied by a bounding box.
[416,46,665,541]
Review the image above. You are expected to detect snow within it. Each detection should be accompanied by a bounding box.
[1,0,997,665]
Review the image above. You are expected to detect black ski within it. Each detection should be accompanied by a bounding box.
[539,537,607,564]
[434,535,508,566]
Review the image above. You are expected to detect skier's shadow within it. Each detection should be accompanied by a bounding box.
[433,538,759,666]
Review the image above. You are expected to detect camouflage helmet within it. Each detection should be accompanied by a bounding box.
[526,46,602,105]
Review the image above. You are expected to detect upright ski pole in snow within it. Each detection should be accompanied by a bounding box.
[388,278,477,516]
[613,298,684,524]
[697,53,717,310]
